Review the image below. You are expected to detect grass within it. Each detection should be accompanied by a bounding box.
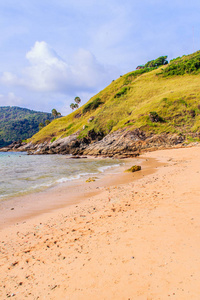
[30,51,200,144]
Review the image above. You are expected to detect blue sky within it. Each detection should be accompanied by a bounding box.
[0,0,199,115]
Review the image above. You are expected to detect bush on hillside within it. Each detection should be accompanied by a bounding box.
[82,98,103,114]
[149,111,164,122]
[145,56,168,68]
[106,120,116,132]
[51,137,56,143]
[161,52,200,76]
[114,87,130,98]
[189,109,196,118]
[123,67,157,85]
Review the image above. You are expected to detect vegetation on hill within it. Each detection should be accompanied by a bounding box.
[30,51,200,144]
[0,107,54,147]
[160,51,200,76]
[144,55,168,68]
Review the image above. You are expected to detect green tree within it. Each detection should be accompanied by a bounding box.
[70,96,81,111]
[45,119,51,125]
[145,56,168,68]
[51,108,61,118]
[51,108,58,118]
[39,122,44,130]
[70,103,75,111]
[74,96,81,107]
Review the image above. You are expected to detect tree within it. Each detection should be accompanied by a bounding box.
[51,108,61,118]
[70,96,81,111]
[70,103,75,111]
[51,108,58,118]
[45,119,51,125]
[154,56,168,66]
[39,122,44,130]
[74,96,81,106]
[144,56,168,68]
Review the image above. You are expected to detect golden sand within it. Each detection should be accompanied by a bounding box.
[1,146,200,299]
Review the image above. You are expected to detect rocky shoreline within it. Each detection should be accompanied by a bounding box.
[0,128,188,157]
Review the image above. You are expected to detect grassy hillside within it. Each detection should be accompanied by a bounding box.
[0,107,54,146]
[31,51,200,144]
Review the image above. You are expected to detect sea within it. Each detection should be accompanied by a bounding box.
[0,152,123,200]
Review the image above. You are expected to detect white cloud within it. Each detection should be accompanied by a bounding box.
[1,72,20,85]
[0,41,118,94]
[0,92,23,107]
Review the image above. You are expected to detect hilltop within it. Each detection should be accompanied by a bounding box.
[0,107,54,147]
[3,51,200,156]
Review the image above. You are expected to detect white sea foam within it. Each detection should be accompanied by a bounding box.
[56,172,97,183]
[98,164,121,173]
[0,152,123,199]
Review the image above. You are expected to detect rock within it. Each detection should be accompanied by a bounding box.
[2,127,186,157]
[87,116,94,123]
[69,156,87,159]
[125,165,141,172]
[86,177,98,182]
[74,113,82,118]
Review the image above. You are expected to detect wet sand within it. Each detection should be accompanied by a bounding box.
[1,146,200,299]
[0,157,159,229]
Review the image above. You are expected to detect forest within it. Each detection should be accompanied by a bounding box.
[0,106,54,147]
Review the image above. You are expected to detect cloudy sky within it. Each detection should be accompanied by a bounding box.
[0,0,199,115]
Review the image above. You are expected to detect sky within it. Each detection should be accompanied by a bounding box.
[0,0,200,115]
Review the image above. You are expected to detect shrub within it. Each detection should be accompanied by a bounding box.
[161,51,200,77]
[149,112,163,122]
[106,120,116,132]
[122,67,158,86]
[144,56,168,68]
[114,87,130,98]
[82,98,103,114]
[189,109,196,118]
[51,137,56,143]
[176,98,188,106]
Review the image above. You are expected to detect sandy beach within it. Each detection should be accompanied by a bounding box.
[1,146,200,299]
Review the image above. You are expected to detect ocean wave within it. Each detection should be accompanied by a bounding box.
[0,152,123,199]
[98,164,121,173]
[56,172,98,183]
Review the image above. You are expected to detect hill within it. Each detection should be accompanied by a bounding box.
[3,51,200,156]
[0,107,54,147]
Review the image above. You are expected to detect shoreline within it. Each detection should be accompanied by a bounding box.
[0,156,161,230]
[1,146,200,299]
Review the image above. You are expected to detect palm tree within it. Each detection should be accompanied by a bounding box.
[51,108,58,118]
[74,97,81,107]
[51,108,61,118]
[70,103,75,111]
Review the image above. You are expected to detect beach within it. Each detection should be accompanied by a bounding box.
[1,146,200,299]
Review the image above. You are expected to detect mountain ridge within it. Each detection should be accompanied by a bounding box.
[0,106,54,147]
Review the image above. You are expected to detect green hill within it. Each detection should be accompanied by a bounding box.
[0,107,54,147]
[30,51,200,147]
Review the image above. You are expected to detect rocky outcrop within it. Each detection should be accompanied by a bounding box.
[0,128,186,157]
[82,129,185,157]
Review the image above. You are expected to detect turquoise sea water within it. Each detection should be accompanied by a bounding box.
[0,152,122,200]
